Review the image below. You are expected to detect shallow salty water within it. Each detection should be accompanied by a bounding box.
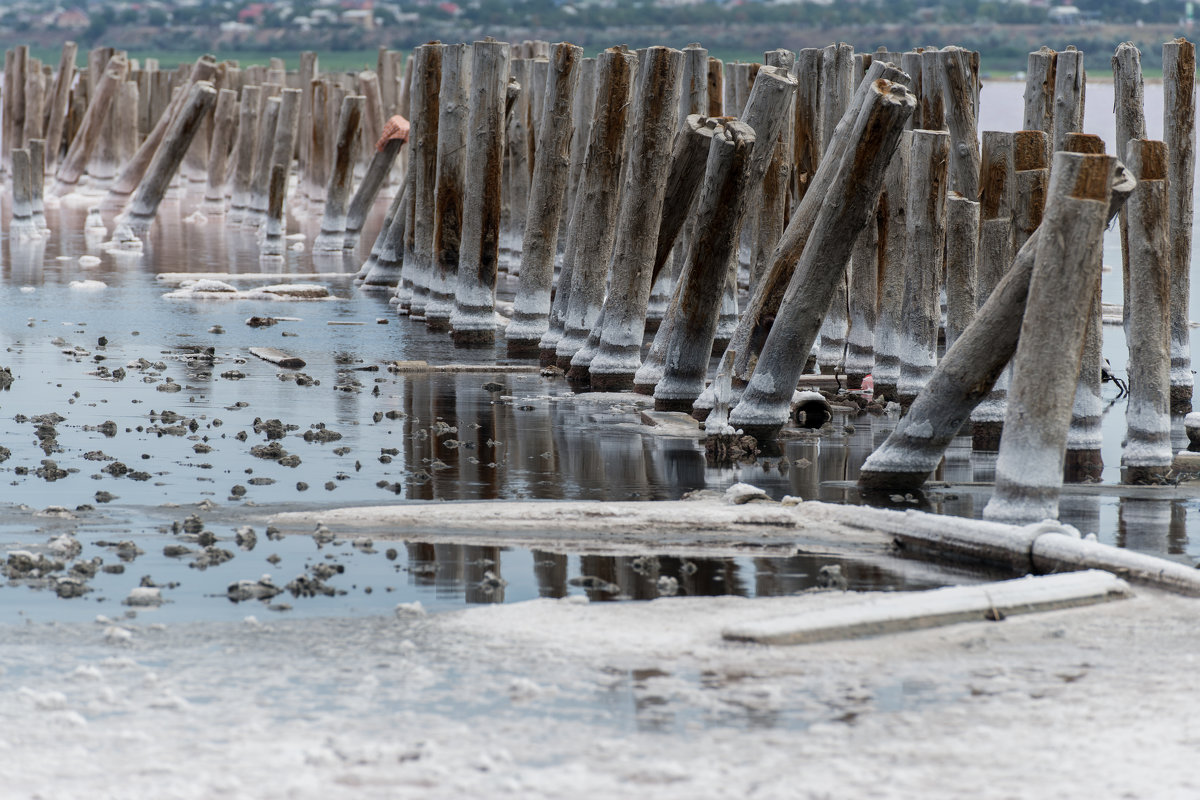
[3,79,1200,626]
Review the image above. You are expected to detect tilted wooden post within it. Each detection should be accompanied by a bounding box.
[984,152,1114,524]
[313,95,366,253]
[859,156,1133,492]
[44,42,77,175]
[243,91,280,229]
[896,129,950,408]
[52,53,126,195]
[1121,138,1173,484]
[202,88,239,212]
[360,170,412,289]
[503,57,532,257]
[556,47,636,369]
[506,42,583,356]
[1164,38,1196,414]
[426,43,471,330]
[259,87,301,252]
[450,39,511,347]
[227,85,261,224]
[587,46,686,391]
[343,136,406,250]
[728,79,916,442]
[122,80,218,226]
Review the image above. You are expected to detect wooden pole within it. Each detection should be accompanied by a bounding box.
[791,47,822,208]
[728,79,916,441]
[123,80,218,226]
[259,87,301,248]
[1164,38,1196,414]
[227,84,261,224]
[506,42,583,356]
[944,193,980,352]
[983,152,1113,524]
[28,139,46,233]
[397,43,441,314]
[202,88,239,212]
[859,156,1133,492]
[1051,47,1086,157]
[313,95,365,252]
[260,162,289,258]
[868,129,912,403]
[1023,47,1056,143]
[556,47,636,369]
[43,42,77,175]
[450,39,511,347]
[53,53,126,194]
[896,129,950,408]
[750,48,795,290]
[343,136,406,248]
[815,42,855,371]
[10,148,38,240]
[306,79,330,203]
[1121,138,1173,484]
[243,92,280,229]
[360,169,412,289]
[843,52,877,390]
[113,80,139,181]
[587,46,686,391]
[939,46,980,200]
[426,42,472,330]
[504,58,532,256]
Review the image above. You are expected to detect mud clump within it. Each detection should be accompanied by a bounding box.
[302,426,342,443]
[190,546,235,570]
[250,442,288,460]
[227,578,283,602]
[704,433,759,465]
[235,527,257,550]
[5,551,65,578]
[0,366,13,390]
[54,576,92,598]
[253,418,295,439]
[102,462,129,477]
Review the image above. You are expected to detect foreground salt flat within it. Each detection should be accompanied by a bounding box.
[3,582,1197,799]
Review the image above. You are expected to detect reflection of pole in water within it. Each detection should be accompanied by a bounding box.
[464,544,504,604]
[579,555,620,601]
[786,440,821,500]
[1058,493,1101,539]
[406,542,437,588]
[532,550,568,598]
[657,438,707,499]
[1169,502,1188,555]
[1118,497,1172,555]
[10,238,46,286]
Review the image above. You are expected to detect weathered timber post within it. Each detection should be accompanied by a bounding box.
[983,152,1114,523]
[843,52,877,390]
[791,48,823,208]
[296,52,318,196]
[1164,38,1196,414]
[728,78,916,441]
[360,170,412,289]
[973,129,1048,450]
[944,193,980,351]
[359,69,385,166]
[1063,132,1107,481]
[645,67,795,402]
[113,80,139,179]
[701,60,909,415]
[706,57,723,117]
[557,47,636,370]
[506,42,583,356]
[107,55,217,201]
[1112,42,1145,328]
[751,48,795,291]
[52,54,126,195]
[586,46,686,391]
[426,43,471,330]
[504,57,532,256]
[1023,47,1056,150]
[653,121,758,411]
[313,95,366,253]
[816,42,855,371]
[243,92,281,229]
[631,115,722,394]
[260,163,289,258]
[901,51,924,131]
[896,129,950,408]
[1121,138,1173,484]
[259,87,301,249]
[227,85,261,224]
[869,129,912,402]
[919,48,945,132]
[28,139,47,233]
[122,80,218,226]
[343,132,406,250]
[398,43,442,314]
[10,149,38,240]
[1051,46,1085,157]
[202,88,239,212]
[450,39,511,347]
[44,42,78,175]
[306,79,330,203]
[23,56,44,147]
[857,157,1134,492]
[939,46,980,200]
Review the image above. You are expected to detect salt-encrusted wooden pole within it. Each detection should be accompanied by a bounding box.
[1063,132,1107,481]
[1164,38,1196,414]
[896,129,950,408]
[360,170,412,289]
[792,47,823,207]
[201,88,238,212]
[728,78,915,441]
[1121,138,1173,483]
[983,151,1113,523]
[296,51,317,196]
[227,85,261,224]
[555,47,636,368]
[53,53,126,194]
[28,139,47,233]
[859,154,1132,492]
[43,42,78,175]
[403,43,443,316]
[843,53,877,390]
[1023,47,1056,148]
[751,48,795,290]
[450,39,511,346]
[653,121,757,411]
[114,79,140,180]
[122,80,217,226]
[816,42,855,371]
[506,42,583,356]
[1051,46,1086,157]
[259,87,301,247]
[306,79,330,203]
[22,56,44,146]
[586,46,685,391]
[243,92,280,229]
[107,55,216,200]
[426,44,471,330]
[710,60,909,405]
[939,45,980,200]
[313,94,365,253]
[973,129,1048,450]
[260,163,289,258]
[944,193,980,351]
[504,57,532,256]
[868,129,911,402]
[6,46,29,167]
[343,124,407,249]
[10,149,38,240]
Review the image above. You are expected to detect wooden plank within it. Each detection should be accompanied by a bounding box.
[722,571,1132,645]
[249,347,306,368]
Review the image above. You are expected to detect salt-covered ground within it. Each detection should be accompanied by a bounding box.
[3,579,1197,799]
